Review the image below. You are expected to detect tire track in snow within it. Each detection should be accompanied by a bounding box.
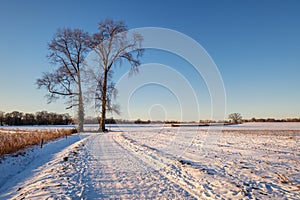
[111,132,209,199]
[84,132,196,199]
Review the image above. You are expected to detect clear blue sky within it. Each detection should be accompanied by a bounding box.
[0,0,299,120]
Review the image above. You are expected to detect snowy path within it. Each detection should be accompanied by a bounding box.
[84,132,194,199]
[1,132,196,199]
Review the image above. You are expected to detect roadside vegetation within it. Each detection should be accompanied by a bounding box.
[0,128,77,156]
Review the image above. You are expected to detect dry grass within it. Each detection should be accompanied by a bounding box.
[0,128,77,156]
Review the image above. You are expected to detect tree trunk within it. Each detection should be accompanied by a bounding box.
[99,69,108,132]
[77,73,84,132]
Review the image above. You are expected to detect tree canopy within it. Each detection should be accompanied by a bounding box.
[37,19,143,132]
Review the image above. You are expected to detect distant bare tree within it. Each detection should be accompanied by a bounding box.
[89,19,143,131]
[36,28,90,132]
[0,111,4,126]
[228,113,243,124]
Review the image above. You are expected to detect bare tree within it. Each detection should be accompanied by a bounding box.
[95,76,120,117]
[228,113,243,124]
[89,19,143,131]
[0,111,4,126]
[85,68,120,118]
[36,28,90,132]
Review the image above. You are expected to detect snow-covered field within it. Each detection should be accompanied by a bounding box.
[0,123,299,199]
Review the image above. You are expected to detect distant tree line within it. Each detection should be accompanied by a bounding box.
[84,117,117,124]
[245,117,300,123]
[84,117,143,124]
[0,111,72,126]
[82,116,300,125]
[83,117,181,125]
[134,119,151,124]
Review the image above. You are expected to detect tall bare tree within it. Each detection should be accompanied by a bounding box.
[94,74,120,117]
[89,19,143,131]
[85,67,120,118]
[36,28,90,132]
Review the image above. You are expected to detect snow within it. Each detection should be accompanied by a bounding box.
[223,122,300,130]
[0,133,90,199]
[0,123,299,199]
